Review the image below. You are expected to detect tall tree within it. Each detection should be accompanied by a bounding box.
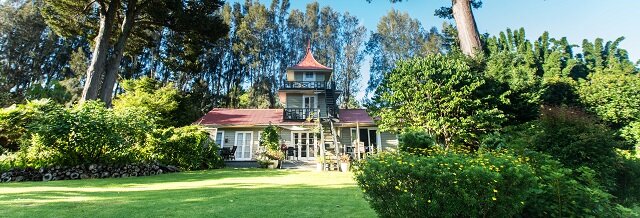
[0,0,83,106]
[41,0,229,106]
[365,9,443,92]
[338,13,366,108]
[368,0,482,57]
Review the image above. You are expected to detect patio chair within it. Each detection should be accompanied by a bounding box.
[286,147,297,160]
[229,146,237,160]
[220,147,231,160]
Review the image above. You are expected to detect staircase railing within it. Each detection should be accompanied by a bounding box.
[283,108,320,120]
[329,120,340,165]
[281,81,327,90]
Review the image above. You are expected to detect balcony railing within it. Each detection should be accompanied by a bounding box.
[284,108,321,120]
[281,81,327,90]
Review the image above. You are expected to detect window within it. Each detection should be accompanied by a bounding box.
[215,131,224,148]
[303,72,315,81]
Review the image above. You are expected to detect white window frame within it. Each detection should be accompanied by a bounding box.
[302,95,318,109]
[215,130,225,148]
[351,127,381,152]
[291,131,317,160]
[303,72,316,81]
[235,131,254,160]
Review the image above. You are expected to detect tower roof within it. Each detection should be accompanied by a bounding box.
[287,41,332,71]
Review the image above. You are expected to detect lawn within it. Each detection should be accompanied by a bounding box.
[0,168,376,218]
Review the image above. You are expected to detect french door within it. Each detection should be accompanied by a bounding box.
[303,95,317,118]
[292,132,317,160]
[235,132,253,160]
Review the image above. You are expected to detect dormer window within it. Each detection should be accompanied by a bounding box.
[304,72,315,81]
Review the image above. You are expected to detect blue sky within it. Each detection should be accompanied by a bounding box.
[233,0,640,100]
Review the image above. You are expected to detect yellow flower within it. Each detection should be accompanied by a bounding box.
[428,200,431,203]
[492,197,497,201]
[493,189,498,193]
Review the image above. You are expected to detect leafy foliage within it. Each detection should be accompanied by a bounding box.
[25,101,155,166]
[621,122,640,151]
[578,71,640,127]
[365,9,444,92]
[397,128,436,152]
[353,150,536,218]
[369,54,506,147]
[145,126,223,170]
[113,77,179,127]
[0,99,60,152]
[0,99,222,170]
[489,106,622,190]
[613,151,640,207]
[520,152,629,217]
[260,124,281,151]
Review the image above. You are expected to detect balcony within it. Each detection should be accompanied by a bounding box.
[281,81,327,90]
[283,108,321,120]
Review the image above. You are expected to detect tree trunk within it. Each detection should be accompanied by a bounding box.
[80,0,120,103]
[101,3,137,107]
[452,0,481,57]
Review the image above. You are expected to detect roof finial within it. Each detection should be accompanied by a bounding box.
[306,39,311,52]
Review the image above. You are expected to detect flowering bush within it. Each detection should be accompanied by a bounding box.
[353,151,536,217]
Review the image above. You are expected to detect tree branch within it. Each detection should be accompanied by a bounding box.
[83,0,98,13]
[97,0,107,14]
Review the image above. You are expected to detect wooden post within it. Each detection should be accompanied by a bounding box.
[356,122,361,160]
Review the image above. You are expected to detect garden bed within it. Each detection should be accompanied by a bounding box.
[1,163,180,183]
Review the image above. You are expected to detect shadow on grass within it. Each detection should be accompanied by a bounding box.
[0,169,374,218]
[2,168,293,188]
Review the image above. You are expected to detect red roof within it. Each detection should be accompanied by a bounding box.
[287,42,332,71]
[338,109,374,123]
[196,109,283,125]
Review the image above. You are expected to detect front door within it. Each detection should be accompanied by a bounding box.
[235,132,253,160]
[292,132,317,160]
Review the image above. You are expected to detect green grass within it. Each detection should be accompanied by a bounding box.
[0,168,376,218]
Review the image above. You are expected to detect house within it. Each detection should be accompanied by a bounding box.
[196,43,398,161]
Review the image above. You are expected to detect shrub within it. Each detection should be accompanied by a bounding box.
[146,125,224,170]
[397,128,436,153]
[531,106,622,189]
[25,101,154,166]
[1,99,224,173]
[578,71,640,127]
[112,77,180,127]
[368,54,507,148]
[0,99,60,152]
[613,150,640,207]
[621,121,640,151]
[353,151,537,218]
[521,151,628,217]
[260,124,280,151]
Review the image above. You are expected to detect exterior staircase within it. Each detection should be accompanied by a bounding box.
[319,118,340,170]
[325,82,338,118]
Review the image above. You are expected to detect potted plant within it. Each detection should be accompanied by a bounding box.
[339,154,351,172]
[259,124,284,169]
[264,149,284,169]
[257,159,271,168]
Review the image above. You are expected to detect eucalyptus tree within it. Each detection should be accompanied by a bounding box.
[0,0,82,106]
[368,0,482,57]
[365,9,442,92]
[337,13,366,108]
[41,0,229,106]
